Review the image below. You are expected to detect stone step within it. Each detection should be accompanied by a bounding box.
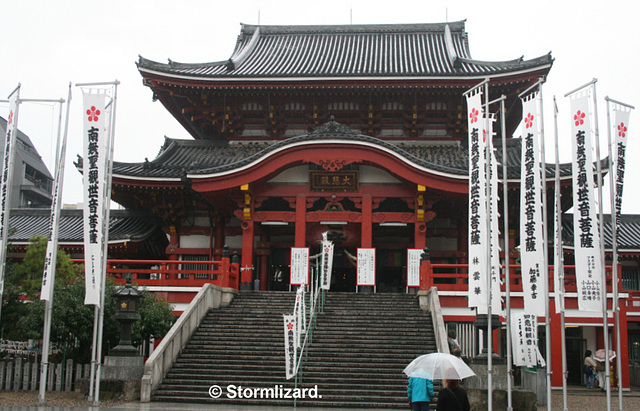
[153,291,437,408]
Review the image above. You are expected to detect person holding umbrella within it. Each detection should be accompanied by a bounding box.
[584,350,597,388]
[436,379,470,411]
[407,369,434,411]
[403,352,475,411]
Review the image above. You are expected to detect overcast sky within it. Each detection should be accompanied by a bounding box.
[1,0,639,213]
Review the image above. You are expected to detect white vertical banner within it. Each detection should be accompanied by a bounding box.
[570,95,603,312]
[293,287,305,348]
[0,87,20,296]
[466,89,488,310]
[407,249,422,287]
[357,248,376,286]
[612,108,630,222]
[82,91,108,306]
[519,93,547,317]
[41,90,71,301]
[320,240,334,290]
[290,247,309,285]
[488,117,503,315]
[283,314,297,380]
[511,311,539,367]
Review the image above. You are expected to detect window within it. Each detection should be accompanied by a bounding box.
[622,268,639,291]
[181,255,210,279]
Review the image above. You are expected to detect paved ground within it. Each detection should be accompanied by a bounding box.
[1,387,640,410]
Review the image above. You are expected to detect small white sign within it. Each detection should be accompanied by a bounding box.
[290,247,309,285]
[357,248,376,286]
[407,249,422,287]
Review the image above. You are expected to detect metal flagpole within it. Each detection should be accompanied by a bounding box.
[483,80,493,411]
[0,84,21,327]
[498,95,514,411]
[605,96,634,410]
[38,87,69,404]
[591,81,613,411]
[553,96,569,411]
[537,81,553,411]
[93,80,119,405]
[605,96,621,410]
[88,305,99,401]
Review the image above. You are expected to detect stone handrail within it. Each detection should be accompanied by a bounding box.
[140,283,236,402]
[418,287,450,354]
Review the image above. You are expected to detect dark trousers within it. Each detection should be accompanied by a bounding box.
[411,401,430,411]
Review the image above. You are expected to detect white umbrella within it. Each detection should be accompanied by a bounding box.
[594,349,616,362]
[403,352,476,381]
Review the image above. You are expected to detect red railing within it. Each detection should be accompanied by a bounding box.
[626,290,640,314]
[71,258,240,289]
[424,262,618,295]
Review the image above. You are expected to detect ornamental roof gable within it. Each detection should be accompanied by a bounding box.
[110,120,574,181]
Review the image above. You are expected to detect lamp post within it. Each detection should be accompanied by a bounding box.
[111,275,143,356]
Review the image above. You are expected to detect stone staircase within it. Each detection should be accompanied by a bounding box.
[296,292,437,408]
[151,291,437,408]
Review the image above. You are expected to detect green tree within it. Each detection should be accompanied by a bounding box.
[9,236,83,299]
[132,290,176,346]
[6,236,177,362]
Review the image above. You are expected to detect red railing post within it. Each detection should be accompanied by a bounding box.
[221,245,231,288]
[231,251,240,290]
[419,247,432,291]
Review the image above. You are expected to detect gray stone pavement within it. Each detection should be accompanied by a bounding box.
[2,387,640,410]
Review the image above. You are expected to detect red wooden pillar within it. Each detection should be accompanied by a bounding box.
[167,226,179,280]
[361,194,372,248]
[549,295,564,388]
[240,220,254,290]
[414,222,426,251]
[295,193,306,247]
[458,217,468,272]
[259,254,268,291]
[213,215,225,257]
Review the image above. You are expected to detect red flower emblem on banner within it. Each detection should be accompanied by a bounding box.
[525,113,534,129]
[86,106,101,122]
[574,110,585,126]
[7,111,13,126]
[618,122,627,138]
[469,108,479,124]
[287,322,294,330]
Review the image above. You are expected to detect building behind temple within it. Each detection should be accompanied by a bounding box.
[0,117,53,209]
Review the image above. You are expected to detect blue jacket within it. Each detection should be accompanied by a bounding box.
[407,376,435,403]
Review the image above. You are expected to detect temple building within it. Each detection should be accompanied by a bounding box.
[124,21,555,290]
[14,21,639,392]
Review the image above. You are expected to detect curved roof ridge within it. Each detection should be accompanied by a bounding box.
[189,121,469,176]
[227,26,261,70]
[239,20,468,35]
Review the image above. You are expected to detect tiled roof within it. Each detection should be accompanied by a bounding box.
[562,214,640,252]
[8,208,159,244]
[137,21,552,79]
[111,121,574,181]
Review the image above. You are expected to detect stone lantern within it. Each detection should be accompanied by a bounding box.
[111,275,143,356]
